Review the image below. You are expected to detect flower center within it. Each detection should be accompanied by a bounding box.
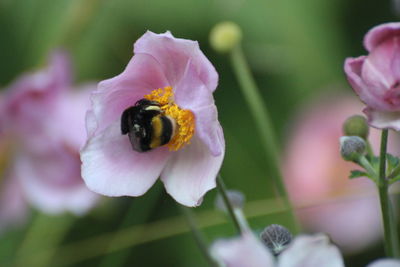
[144,86,195,151]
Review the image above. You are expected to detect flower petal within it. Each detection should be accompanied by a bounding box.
[160,135,224,207]
[61,87,94,147]
[15,146,98,215]
[364,107,400,130]
[344,56,390,110]
[362,38,399,92]
[89,53,169,136]
[134,31,218,92]
[211,232,275,267]
[174,60,224,156]
[0,174,27,232]
[81,121,171,197]
[0,52,71,140]
[174,59,215,110]
[193,105,225,156]
[278,234,344,267]
[367,259,400,267]
[364,22,400,52]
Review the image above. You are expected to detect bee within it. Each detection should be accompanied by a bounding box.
[121,99,176,152]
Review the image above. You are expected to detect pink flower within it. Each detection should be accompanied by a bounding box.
[0,139,27,232]
[0,52,98,215]
[283,94,400,253]
[211,232,344,267]
[344,22,400,130]
[81,31,225,207]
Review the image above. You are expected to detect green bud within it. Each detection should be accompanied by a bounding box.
[340,136,366,161]
[209,21,242,53]
[343,115,369,140]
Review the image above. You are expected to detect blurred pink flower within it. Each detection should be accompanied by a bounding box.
[344,22,400,130]
[81,31,224,207]
[211,232,344,267]
[283,94,399,253]
[0,52,98,216]
[0,138,27,232]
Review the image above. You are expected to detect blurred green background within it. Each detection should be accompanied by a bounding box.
[0,0,397,266]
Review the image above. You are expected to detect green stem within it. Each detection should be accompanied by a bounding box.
[358,156,378,182]
[216,174,244,234]
[14,213,75,267]
[378,129,400,258]
[97,204,138,267]
[366,141,374,159]
[229,45,299,232]
[98,186,163,267]
[180,206,218,267]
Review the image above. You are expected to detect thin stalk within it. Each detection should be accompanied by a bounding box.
[14,213,74,267]
[358,156,378,182]
[216,174,243,234]
[366,141,374,159]
[378,129,400,257]
[229,45,299,232]
[98,186,163,267]
[180,206,218,267]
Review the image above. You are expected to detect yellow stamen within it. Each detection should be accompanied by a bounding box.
[144,86,195,151]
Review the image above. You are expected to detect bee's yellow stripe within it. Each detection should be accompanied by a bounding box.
[150,116,162,148]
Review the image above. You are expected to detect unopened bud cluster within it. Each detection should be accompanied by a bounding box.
[260,224,292,256]
[340,136,366,161]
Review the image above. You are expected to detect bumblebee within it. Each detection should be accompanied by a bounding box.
[121,99,176,152]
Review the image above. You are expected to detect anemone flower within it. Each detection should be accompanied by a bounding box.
[0,161,27,232]
[211,231,400,267]
[0,52,98,215]
[81,31,225,207]
[211,231,344,267]
[344,22,400,130]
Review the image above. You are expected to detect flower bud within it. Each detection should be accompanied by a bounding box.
[215,189,245,212]
[340,136,366,161]
[342,115,369,140]
[209,21,242,53]
[260,224,292,256]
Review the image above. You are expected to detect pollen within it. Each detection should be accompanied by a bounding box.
[144,86,195,151]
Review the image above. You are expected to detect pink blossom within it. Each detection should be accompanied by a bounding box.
[211,232,344,267]
[81,31,224,207]
[0,177,27,232]
[0,52,98,215]
[0,139,27,232]
[283,94,400,253]
[344,22,400,130]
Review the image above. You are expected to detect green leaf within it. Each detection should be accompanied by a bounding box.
[370,156,380,169]
[349,170,368,179]
[386,153,400,172]
[389,175,400,185]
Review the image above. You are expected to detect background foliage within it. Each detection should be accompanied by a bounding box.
[0,0,398,266]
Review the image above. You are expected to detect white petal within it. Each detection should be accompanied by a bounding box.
[367,259,400,267]
[364,108,400,131]
[160,135,224,207]
[81,121,171,197]
[211,232,275,267]
[278,234,344,267]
